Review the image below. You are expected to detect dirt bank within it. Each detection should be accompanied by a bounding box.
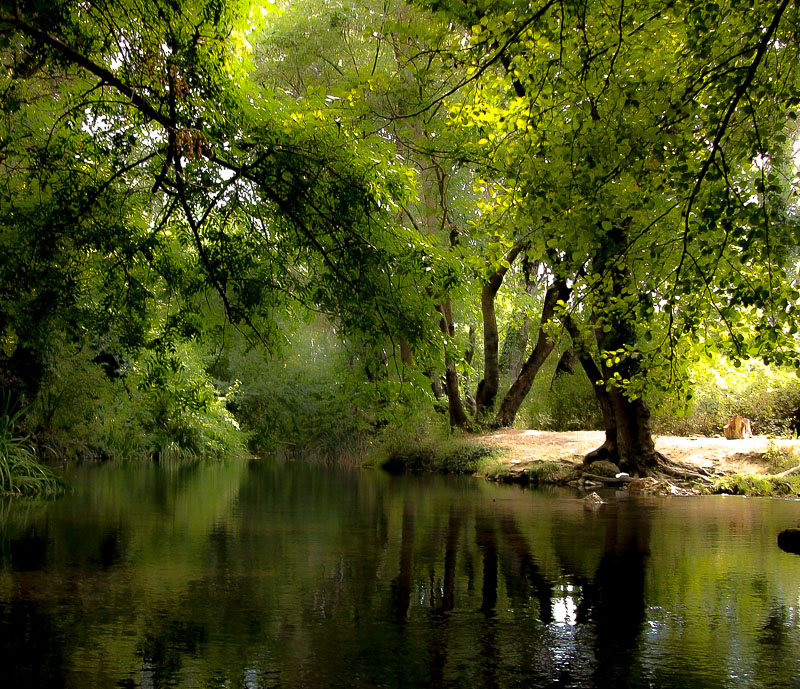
[472,429,800,476]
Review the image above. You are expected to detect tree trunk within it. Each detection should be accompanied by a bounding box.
[500,258,538,380]
[500,320,529,380]
[436,299,469,429]
[603,392,660,475]
[572,220,661,475]
[474,240,528,419]
[562,314,617,460]
[552,348,578,379]
[493,279,568,427]
[474,281,500,416]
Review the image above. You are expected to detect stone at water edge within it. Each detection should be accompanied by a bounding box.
[777,528,800,555]
[582,492,604,506]
[585,460,620,477]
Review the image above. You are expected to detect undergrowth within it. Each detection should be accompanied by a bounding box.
[485,460,572,484]
[703,473,800,497]
[0,395,66,497]
[369,431,502,475]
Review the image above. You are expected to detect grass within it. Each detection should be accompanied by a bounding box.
[369,432,503,475]
[0,394,67,497]
[702,473,800,497]
[485,460,573,484]
[761,440,798,474]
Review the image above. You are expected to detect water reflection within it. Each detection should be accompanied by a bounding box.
[1,462,800,688]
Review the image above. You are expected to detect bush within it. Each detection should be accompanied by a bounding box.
[652,356,800,437]
[0,394,66,496]
[24,339,246,463]
[704,473,800,497]
[369,427,500,474]
[220,320,436,462]
[520,359,604,431]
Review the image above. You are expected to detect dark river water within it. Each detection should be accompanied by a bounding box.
[2,459,800,688]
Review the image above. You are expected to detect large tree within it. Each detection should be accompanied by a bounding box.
[442,0,800,473]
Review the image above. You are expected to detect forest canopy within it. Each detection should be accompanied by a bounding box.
[1,0,799,481]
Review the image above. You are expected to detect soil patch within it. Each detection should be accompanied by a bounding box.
[472,429,800,475]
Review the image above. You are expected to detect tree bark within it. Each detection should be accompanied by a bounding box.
[568,220,662,475]
[500,258,538,380]
[436,299,469,428]
[474,240,529,419]
[562,314,617,459]
[493,278,569,427]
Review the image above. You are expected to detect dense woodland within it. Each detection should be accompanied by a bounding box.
[2,0,800,493]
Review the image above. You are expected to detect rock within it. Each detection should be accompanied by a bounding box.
[724,415,753,439]
[585,460,620,477]
[628,477,658,493]
[582,491,604,505]
[778,528,800,555]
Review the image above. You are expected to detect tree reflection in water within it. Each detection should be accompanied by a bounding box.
[1,463,800,688]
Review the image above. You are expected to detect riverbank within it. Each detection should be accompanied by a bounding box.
[467,429,800,496]
[370,429,800,497]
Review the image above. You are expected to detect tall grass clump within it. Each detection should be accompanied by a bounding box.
[0,395,66,497]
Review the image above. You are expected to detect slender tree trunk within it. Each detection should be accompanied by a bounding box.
[493,278,569,427]
[500,319,529,380]
[474,281,500,415]
[399,334,414,367]
[500,258,538,380]
[474,241,528,418]
[427,370,445,400]
[437,299,469,428]
[562,314,617,459]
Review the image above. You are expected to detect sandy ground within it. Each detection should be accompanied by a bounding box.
[474,429,800,474]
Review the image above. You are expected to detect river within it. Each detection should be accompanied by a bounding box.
[1,459,800,688]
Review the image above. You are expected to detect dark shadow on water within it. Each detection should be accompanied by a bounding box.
[7,526,50,572]
[585,499,653,688]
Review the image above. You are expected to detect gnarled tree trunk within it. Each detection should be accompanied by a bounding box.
[565,220,662,476]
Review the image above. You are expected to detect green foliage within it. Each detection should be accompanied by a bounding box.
[216,318,437,462]
[0,394,66,496]
[762,440,797,474]
[23,338,246,463]
[653,357,800,437]
[524,461,572,484]
[445,0,800,426]
[705,473,800,498]
[370,428,500,474]
[520,360,603,431]
[485,460,572,484]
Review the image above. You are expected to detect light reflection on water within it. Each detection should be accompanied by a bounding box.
[1,459,800,688]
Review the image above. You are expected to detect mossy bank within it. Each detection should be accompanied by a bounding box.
[368,430,800,498]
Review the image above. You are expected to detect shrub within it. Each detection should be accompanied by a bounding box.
[0,394,66,496]
[24,340,246,463]
[520,359,604,431]
[705,473,800,497]
[652,356,800,437]
[370,427,500,474]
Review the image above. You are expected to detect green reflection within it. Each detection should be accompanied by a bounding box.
[1,464,800,688]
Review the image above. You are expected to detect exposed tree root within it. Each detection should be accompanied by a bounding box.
[650,455,715,483]
[583,449,715,484]
[775,464,800,478]
[581,473,634,485]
